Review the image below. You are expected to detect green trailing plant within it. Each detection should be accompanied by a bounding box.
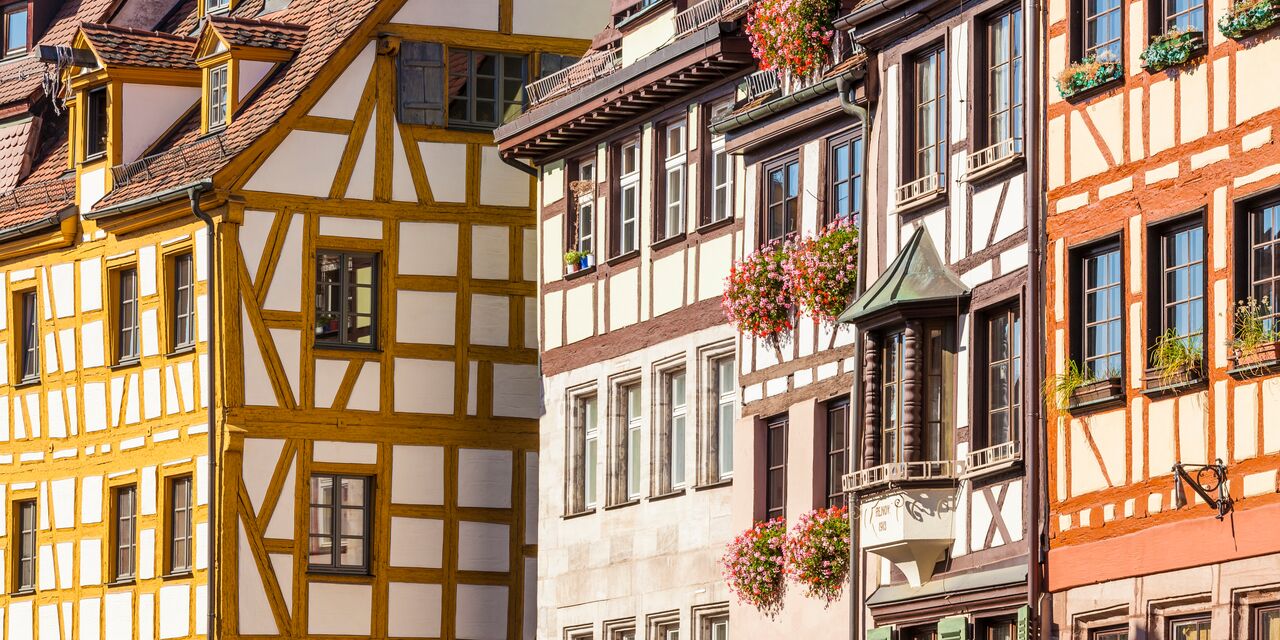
[1232,296,1280,352]
[1044,360,1092,411]
[1218,0,1280,38]
[1149,328,1204,383]
[1056,53,1124,98]
[1139,29,1202,72]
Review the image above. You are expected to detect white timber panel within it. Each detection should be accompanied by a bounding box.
[456,585,508,640]
[393,359,454,414]
[393,0,498,29]
[238,528,277,635]
[457,449,512,508]
[319,216,382,239]
[269,554,293,614]
[243,439,285,514]
[158,584,190,639]
[240,210,276,284]
[264,460,296,540]
[391,445,444,504]
[269,328,301,403]
[396,291,455,344]
[457,521,510,572]
[244,131,346,197]
[389,582,443,638]
[480,146,531,207]
[390,517,444,568]
[310,44,375,120]
[472,226,510,280]
[104,592,132,640]
[348,362,381,412]
[314,359,347,409]
[309,583,372,635]
[263,213,304,312]
[242,309,278,407]
[470,295,509,346]
[492,364,539,419]
[419,142,467,202]
[399,222,458,276]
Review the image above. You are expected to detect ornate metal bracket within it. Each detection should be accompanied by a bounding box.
[1172,459,1233,520]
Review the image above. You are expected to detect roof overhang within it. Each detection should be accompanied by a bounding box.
[839,226,970,326]
[495,23,753,162]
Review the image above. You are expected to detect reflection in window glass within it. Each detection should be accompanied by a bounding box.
[1083,247,1122,379]
[447,49,526,129]
[315,251,378,348]
[309,475,370,572]
[1160,223,1204,349]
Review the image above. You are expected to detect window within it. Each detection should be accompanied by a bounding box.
[1168,616,1210,639]
[13,499,35,592]
[1083,0,1123,61]
[827,130,864,224]
[568,393,599,512]
[204,0,229,13]
[826,399,849,507]
[1255,604,1280,640]
[1090,628,1128,640]
[207,64,229,130]
[882,331,904,463]
[1081,245,1123,380]
[763,154,799,244]
[909,45,947,185]
[657,120,687,241]
[706,100,734,225]
[765,415,787,520]
[113,485,138,582]
[571,158,596,257]
[658,624,680,640]
[985,6,1024,149]
[979,619,1016,640]
[3,2,27,56]
[658,370,687,493]
[85,86,109,159]
[116,267,139,363]
[308,475,371,573]
[1160,0,1204,33]
[709,354,735,482]
[1154,221,1205,351]
[1246,201,1280,332]
[18,290,38,383]
[447,49,526,130]
[901,627,937,640]
[703,616,728,640]
[613,139,641,256]
[539,53,578,77]
[315,251,378,348]
[983,306,1022,449]
[168,476,193,574]
[171,253,195,351]
[879,323,953,465]
[614,382,643,502]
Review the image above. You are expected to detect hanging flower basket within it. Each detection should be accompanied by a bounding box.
[721,518,788,618]
[1218,0,1280,38]
[745,0,838,79]
[783,506,851,606]
[722,240,796,347]
[1055,54,1124,98]
[784,218,859,329]
[1139,29,1203,72]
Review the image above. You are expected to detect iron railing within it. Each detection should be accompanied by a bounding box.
[674,0,751,36]
[965,137,1023,176]
[896,172,943,206]
[525,49,624,107]
[111,134,232,188]
[842,460,956,493]
[744,69,779,100]
[0,175,76,211]
[962,440,1022,476]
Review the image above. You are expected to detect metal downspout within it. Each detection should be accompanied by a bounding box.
[187,187,219,640]
[1023,0,1049,633]
[502,154,538,177]
[837,74,871,640]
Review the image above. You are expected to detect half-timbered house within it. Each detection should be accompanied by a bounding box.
[1043,0,1280,635]
[495,2,754,639]
[0,0,596,638]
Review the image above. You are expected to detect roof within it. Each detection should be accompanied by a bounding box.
[95,0,381,210]
[838,226,969,324]
[80,23,199,70]
[0,0,117,105]
[0,119,36,193]
[206,15,307,51]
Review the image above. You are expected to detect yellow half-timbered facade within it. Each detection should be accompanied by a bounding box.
[0,0,600,638]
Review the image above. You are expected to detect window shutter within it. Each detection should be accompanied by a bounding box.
[866,626,894,640]
[397,41,444,126]
[1017,606,1031,640]
[938,616,968,640]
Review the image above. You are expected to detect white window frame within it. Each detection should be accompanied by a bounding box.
[618,140,640,255]
[709,100,734,224]
[662,120,687,240]
[576,158,596,256]
[625,382,643,500]
[208,63,229,130]
[714,354,736,480]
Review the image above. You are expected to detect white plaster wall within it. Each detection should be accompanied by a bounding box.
[309,583,372,635]
[244,130,346,197]
[512,0,608,39]
[121,83,200,163]
[310,44,374,120]
[393,0,498,29]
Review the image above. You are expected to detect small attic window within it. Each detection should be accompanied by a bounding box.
[3,2,27,56]
[204,0,230,14]
[85,86,108,159]
[207,63,229,131]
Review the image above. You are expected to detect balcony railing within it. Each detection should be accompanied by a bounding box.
[895,172,944,208]
[842,460,956,493]
[961,440,1022,476]
[525,49,624,107]
[111,133,232,188]
[0,175,76,211]
[744,69,779,100]
[674,0,751,36]
[965,137,1023,177]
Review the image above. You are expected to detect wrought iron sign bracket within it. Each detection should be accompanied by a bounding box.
[1172,459,1233,520]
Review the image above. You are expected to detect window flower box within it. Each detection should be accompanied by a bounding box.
[1229,297,1280,374]
[563,250,594,274]
[1140,29,1204,72]
[1233,341,1280,369]
[1218,0,1280,38]
[1142,364,1205,393]
[1067,377,1124,411]
[1055,55,1124,99]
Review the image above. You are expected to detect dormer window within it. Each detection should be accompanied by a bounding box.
[204,0,229,15]
[207,63,229,130]
[85,86,109,160]
[3,2,26,57]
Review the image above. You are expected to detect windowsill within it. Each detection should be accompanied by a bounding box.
[83,152,107,164]
[111,358,142,371]
[1141,34,1207,75]
[106,578,136,588]
[313,343,379,355]
[563,264,597,281]
[562,508,597,520]
[9,589,35,598]
[1062,75,1124,103]
[696,215,735,235]
[964,151,1025,184]
[167,345,197,357]
[162,570,194,580]
[603,498,641,511]
[306,568,374,582]
[1067,377,1126,414]
[197,127,226,140]
[895,187,947,216]
[14,377,41,389]
[960,453,1023,481]
[694,478,733,491]
[1141,366,1206,397]
[648,488,686,502]
[650,232,687,252]
[606,250,640,267]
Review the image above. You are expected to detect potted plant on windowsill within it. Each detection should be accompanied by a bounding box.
[1143,329,1205,390]
[1056,52,1124,99]
[1140,28,1204,72]
[563,250,593,274]
[1230,296,1280,370]
[1218,0,1279,38]
[1045,360,1123,412]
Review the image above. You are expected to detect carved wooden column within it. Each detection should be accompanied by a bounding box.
[901,320,923,463]
[861,330,881,470]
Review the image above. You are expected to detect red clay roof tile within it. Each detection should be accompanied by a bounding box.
[80,23,199,70]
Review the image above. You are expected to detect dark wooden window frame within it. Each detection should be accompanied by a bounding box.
[1238,198,1280,332]
[977,617,1018,640]
[760,152,800,246]
[903,43,948,186]
[3,2,27,57]
[313,250,380,350]
[566,155,598,260]
[114,266,140,365]
[1146,213,1206,354]
[445,48,527,131]
[975,303,1022,451]
[825,128,864,226]
[1254,602,1280,640]
[85,85,109,160]
[307,474,373,574]
[1071,238,1124,381]
[167,475,194,575]
[1150,0,1206,36]
[1074,0,1124,62]
[609,136,643,259]
[976,4,1025,151]
[764,414,787,520]
[825,398,849,507]
[12,498,36,593]
[16,289,38,384]
[169,252,196,352]
[112,485,138,583]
